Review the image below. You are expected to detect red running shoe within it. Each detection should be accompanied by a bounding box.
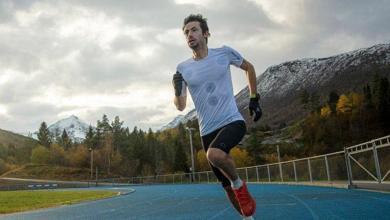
[232,181,256,217]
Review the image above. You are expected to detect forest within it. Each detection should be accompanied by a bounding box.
[0,75,389,179]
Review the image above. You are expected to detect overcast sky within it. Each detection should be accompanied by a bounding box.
[0,0,389,134]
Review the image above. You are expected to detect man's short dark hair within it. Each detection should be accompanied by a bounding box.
[183,14,210,41]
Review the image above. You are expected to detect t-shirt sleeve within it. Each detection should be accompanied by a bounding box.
[223,45,244,67]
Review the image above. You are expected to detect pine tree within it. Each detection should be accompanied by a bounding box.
[60,129,72,150]
[111,116,124,152]
[309,92,320,112]
[328,90,339,113]
[37,122,51,148]
[378,77,390,130]
[85,125,95,149]
[173,141,189,173]
[98,114,112,133]
[363,84,374,110]
[299,89,310,110]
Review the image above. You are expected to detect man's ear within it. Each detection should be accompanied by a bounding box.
[204,31,210,38]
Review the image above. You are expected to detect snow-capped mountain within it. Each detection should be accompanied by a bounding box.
[162,43,390,130]
[159,110,197,130]
[48,115,91,143]
[159,115,186,131]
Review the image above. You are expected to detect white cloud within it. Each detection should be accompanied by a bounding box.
[0,104,7,116]
[248,0,304,26]
[156,28,184,46]
[174,0,213,7]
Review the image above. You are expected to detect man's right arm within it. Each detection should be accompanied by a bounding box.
[174,96,186,111]
[172,72,187,111]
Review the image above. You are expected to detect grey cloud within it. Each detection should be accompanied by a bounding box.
[1,0,390,133]
[1,101,62,133]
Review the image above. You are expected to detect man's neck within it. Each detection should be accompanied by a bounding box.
[192,45,208,60]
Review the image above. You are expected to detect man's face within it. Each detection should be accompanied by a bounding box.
[183,21,208,49]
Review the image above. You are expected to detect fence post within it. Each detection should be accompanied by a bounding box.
[95,167,98,187]
[372,142,382,183]
[344,147,354,188]
[308,159,312,182]
[245,168,249,183]
[207,172,209,183]
[267,165,271,182]
[256,166,259,182]
[293,161,297,182]
[325,155,331,182]
[278,165,284,183]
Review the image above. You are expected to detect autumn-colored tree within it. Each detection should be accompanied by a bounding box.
[66,145,89,167]
[31,145,50,164]
[49,143,65,165]
[230,148,255,168]
[196,150,209,171]
[320,105,332,118]
[336,94,352,114]
[350,93,363,114]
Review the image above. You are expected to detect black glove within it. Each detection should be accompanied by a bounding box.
[249,93,262,122]
[173,71,185,96]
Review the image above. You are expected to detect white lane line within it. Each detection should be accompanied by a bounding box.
[257,202,296,206]
[136,195,200,218]
[367,196,390,204]
[279,192,319,220]
[208,206,231,220]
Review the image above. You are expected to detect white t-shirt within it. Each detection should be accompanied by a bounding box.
[176,45,245,136]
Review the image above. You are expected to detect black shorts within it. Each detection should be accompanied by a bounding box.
[201,120,246,187]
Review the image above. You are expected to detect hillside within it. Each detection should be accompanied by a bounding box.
[1,164,117,181]
[0,129,37,149]
[1,164,90,181]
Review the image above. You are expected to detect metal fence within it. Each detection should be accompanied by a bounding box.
[126,135,390,189]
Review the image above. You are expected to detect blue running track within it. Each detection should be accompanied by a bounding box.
[1,184,390,219]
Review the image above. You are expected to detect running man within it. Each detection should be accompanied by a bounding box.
[172,14,262,219]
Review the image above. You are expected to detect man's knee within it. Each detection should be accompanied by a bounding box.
[207,148,227,166]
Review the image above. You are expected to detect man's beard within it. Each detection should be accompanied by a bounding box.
[189,42,199,50]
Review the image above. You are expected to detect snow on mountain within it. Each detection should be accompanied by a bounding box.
[161,43,390,130]
[159,109,197,130]
[259,43,390,99]
[159,115,186,131]
[48,115,91,143]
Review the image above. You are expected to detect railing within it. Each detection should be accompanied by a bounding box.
[127,135,390,189]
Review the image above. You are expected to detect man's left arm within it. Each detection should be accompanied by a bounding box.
[240,59,257,96]
[240,59,262,122]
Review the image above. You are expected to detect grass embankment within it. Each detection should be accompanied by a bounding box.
[0,190,117,214]
[2,164,118,181]
[2,164,91,181]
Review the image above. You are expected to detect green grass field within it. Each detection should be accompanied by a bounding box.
[0,190,117,214]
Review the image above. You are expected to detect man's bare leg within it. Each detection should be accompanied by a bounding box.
[206,148,239,181]
[208,147,256,218]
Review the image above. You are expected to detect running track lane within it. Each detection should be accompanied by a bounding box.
[1,184,390,219]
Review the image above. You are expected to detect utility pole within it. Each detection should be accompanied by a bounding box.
[186,127,196,182]
[277,145,283,182]
[89,148,94,179]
